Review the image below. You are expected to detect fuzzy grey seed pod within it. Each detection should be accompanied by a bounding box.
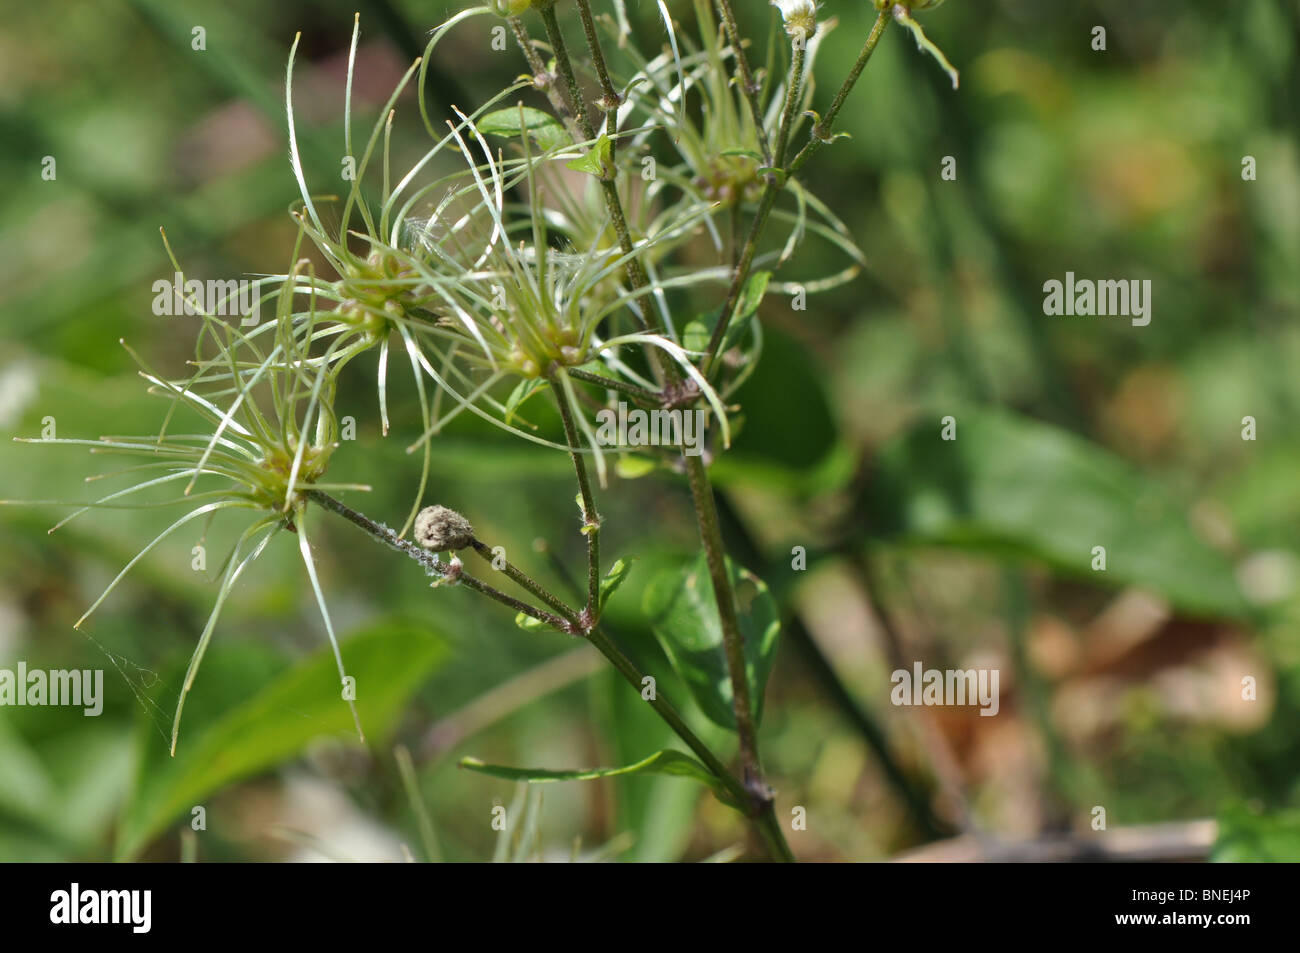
[414,505,474,551]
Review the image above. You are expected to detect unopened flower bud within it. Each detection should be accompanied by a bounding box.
[414,505,475,551]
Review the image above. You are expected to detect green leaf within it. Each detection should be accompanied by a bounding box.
[614,455,657,480]
[1212,802,1300,861]
[684,270,770,357]
[711,328,850,495]
[865,409,1250,618]
[565,133,612,177]
[460,748,740,809]
[513,611,546,632]
[503,377,545,426]
[642,551,781,732]
[117,619,449,859]
[724,269,771,352]
[594,670,708,862]
[478,106,568,153]
[682,319,710,354]
[598,557,635,613]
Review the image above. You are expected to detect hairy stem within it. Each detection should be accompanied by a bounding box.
[507,14,580,137]
[548,373,600,619]
[714,0,773,168]
[573,0,621,138]
[308,490,789,858]
[789,8,891,175]
[682,452,764,802]
[307,489,573,632]
[702,11,891,374]
[772,40,806,171]
[700,187,779,375]
[566,366,663,405]
[468,537,581,626]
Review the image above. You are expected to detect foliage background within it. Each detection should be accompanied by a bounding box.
[0,0,1298,861]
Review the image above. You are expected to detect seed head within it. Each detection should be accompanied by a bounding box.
[414,505,475,551]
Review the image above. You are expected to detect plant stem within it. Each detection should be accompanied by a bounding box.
[548,373,600,618]
[307,489,573,632]
[468,537,581,625]
[586,625,792,860]
[573,0,621,139]
[702,9,892,375]
[313,488,790,857]
[585,621,785,858]
[537,2,591,139]
[682,452,765,802]
[566,366,662,405]
[788,8,891,175]
[700,187,778,375]
[506,14,580,137]
[771,40,806,170]
[583,627,744,802]
[535,2,653,335]
[699,32,805,375]
[714,0,773,169]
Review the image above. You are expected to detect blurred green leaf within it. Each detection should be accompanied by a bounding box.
[683,320,710,354]
[117,619,448,859]
[460,748,739,808]
[712,328,850,494]
[642,551,780,732]
[1212,802,1300,861]
[593,670,703,862]
[866,409,1250,619]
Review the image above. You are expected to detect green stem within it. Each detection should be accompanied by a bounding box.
[788,8,891,176]
[566,366,663,405]
[548,373,601,619]
[771,40,806,171]
[702,10,891,375]
[468,537,581,625]
[700,186,779,375]
[682,452,765,803]
[535,2,654,335]
[585,625,791,860]
[506,13,580,138]
[714,0,773,169]
[573,0,621,138]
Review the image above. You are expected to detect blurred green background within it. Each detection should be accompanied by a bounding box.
[1,0,1298,862]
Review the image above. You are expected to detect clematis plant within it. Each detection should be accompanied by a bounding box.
[12,0,958,861]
